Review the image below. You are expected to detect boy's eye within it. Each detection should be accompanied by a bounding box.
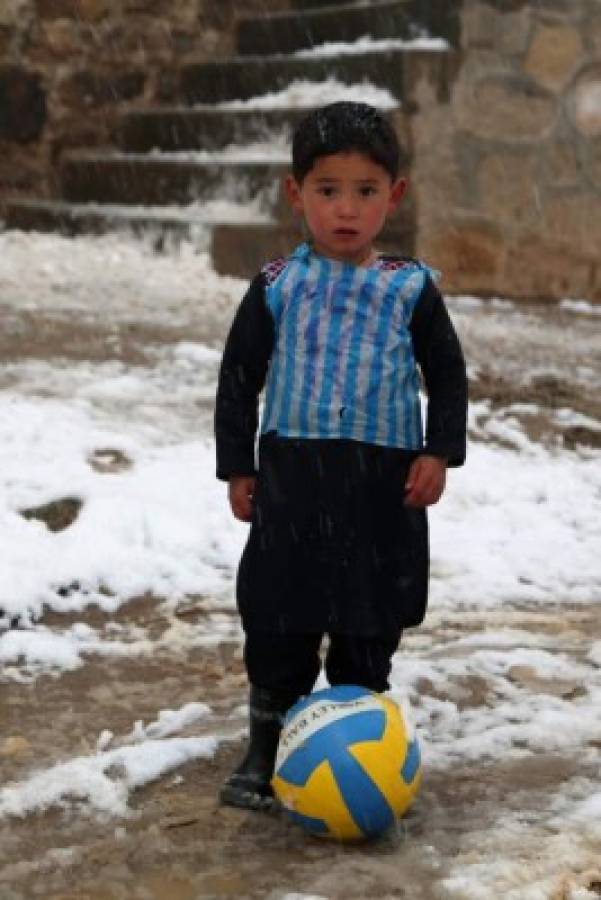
[317,186,336,197]
[359,185,378,197]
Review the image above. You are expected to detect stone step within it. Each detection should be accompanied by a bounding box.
[59,152,289,206]
[212,218,416,279]
[117,105,408,153]
[237,0,459,57]
[4,199,228,245]
[117,107,310,153]
[6,200,268,242]
[181,46,456,106]
[290,0,332,7]
[6,202,415,281]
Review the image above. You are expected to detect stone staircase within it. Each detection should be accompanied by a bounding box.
[6,0,459,279]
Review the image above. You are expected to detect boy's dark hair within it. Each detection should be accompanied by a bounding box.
[291,101,400,183]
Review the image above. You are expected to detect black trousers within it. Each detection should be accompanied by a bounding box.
[237,435,429,635]
[244,629,402,697]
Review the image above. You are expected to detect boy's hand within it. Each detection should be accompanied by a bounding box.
[228,475,256,522]
[404,455,447,507]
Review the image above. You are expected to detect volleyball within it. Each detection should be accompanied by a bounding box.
[272,685,421,841]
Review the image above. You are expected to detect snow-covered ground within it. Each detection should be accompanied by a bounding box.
[1,231,600,899]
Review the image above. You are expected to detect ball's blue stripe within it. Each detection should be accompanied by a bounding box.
[277,709,386,786]
[283,808,329,835]
[284,685,372,723]
[401,738,421,783]
[277,708,393,838]
[329,745,395,837]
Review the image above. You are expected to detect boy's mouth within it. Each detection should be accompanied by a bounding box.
[334,228,359,236]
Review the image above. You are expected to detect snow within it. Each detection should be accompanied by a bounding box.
[283,895,328,900]
[15,196,276,225]
[0,228,599,638]
[0,229,243,328]
[0,699,220,819]
[0,386,598,628]
[0,406,241,624]
[213,77,399,110]
[560,298,601,316]
[293,35,450,58]
[0,735,219,819]
[0,230,600,896]
[123,138,291,164]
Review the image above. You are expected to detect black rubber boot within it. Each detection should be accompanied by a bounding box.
[220,686,299,811]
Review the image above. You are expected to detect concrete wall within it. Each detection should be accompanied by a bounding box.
[1,0,600,301]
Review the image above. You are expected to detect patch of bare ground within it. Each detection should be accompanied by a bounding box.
[2,601,600,899]
[0,307,214,368]
[453,300,601,450]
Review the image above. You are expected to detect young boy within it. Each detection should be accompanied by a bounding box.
[215,101,467,810]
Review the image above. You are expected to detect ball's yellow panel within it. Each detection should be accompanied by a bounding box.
[273,758,363,841]
[350,696,421,818]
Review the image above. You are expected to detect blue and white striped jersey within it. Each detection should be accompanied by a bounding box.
[259,242,431,450]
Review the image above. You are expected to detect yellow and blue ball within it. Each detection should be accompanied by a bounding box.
[272,685,421,841]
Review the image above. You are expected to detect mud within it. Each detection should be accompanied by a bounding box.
[1,295,601,899]
[2,599,601,900]
[0,305,211,368]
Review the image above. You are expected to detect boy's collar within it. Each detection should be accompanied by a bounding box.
[291,242,378,268]
[288,242,440,282]
[290,242,311,262]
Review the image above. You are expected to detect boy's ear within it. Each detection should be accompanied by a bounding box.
[388,177,407,213]
[284,174,304,214]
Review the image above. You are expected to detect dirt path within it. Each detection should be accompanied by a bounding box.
[1,295,601,899]
[2,598,600,900]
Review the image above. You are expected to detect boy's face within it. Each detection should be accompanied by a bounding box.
[285,151,406,265]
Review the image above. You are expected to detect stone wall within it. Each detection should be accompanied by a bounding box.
[413,0,601,300]
[1,0,600,301]
[0,0,288,200]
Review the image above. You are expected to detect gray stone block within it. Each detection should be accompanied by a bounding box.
[117,108,308,152]
[60,152,288,205]
[0,66,46,143]
[181,50,408,104]
[212,217,415,279]
[237,0,460,56]
[5,198,231,245]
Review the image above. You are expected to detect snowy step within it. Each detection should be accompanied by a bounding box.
[290,0,334,7]
[4,199,274,244]
[4,201,304,272]
[181,46,456,106]
[60,151,289,206]
[117,103,407,154]
[6,202,415,280]
[237,0,459,56]
[212,221,304,278]
[117,107,310,153]
[291,0,336,7]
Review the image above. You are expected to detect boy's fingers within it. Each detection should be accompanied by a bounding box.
[228,479,255,522]
[405,456,447,503]
[404,460,422,491]
[404,468,444,507]
[231,499,253,522]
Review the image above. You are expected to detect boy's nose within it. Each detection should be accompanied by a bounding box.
[337,196,358,218]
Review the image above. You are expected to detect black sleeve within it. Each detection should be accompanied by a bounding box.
[214,273,275,481]
[409,275,468,467]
